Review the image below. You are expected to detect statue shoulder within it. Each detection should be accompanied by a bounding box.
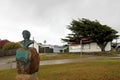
[20,40,34,48]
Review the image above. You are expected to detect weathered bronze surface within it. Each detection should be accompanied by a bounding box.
[20,30,33,48]
[16,30,40,80]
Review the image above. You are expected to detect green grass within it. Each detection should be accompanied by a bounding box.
[40,54,90,61]
[40,52,116,61]
[0,69,16,80]
[0,59,120,80]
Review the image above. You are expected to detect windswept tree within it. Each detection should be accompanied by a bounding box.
[62,18,118,52]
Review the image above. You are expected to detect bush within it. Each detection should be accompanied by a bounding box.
[0,40,9,49]
[2,42,21,50]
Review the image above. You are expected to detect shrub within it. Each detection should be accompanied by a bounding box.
[2,42,21,50]
[0,40,9,49]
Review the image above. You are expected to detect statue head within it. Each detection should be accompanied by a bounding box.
[21,30,33,48]
[22,30,31,40]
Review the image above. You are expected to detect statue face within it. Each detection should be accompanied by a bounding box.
[22,30,31,40]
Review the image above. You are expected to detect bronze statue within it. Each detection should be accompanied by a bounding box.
[20,30,33,48]
[16,30,40,80]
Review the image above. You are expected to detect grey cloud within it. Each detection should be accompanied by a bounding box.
[0,0,120,44]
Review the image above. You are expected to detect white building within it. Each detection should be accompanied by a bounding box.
[53,45,63,53]
[29,40,42,53]
[69,42,111,52]
[30,41,63,53]
[68,37,111,53]
[42,45,63,53]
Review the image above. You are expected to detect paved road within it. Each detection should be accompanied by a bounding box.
[0,55,120,70]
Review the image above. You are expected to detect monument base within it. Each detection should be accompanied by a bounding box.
[16,74,38,80]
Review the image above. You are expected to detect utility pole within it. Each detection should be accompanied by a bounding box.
[80,40,82,55]
[33,37,34,48]
[44,40,46,53]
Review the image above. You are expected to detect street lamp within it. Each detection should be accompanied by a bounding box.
[44,40,46,53]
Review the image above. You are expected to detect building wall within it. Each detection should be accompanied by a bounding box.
[105,42,111,51]
[69,42,111,52]
[53,47,63,53]
[29,42,39,53]
[39,47,53,53]
[30,43,63,53]
[69,45,81,52]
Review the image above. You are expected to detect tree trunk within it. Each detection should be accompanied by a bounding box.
[97,42,107,52]
[101,46,105,52]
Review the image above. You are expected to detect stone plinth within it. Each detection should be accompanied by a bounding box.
[16,74,38,80]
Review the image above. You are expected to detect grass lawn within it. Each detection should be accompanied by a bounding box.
[0,59,120,80]
[40,54,91,61]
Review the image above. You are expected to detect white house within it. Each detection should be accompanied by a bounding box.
[42,44,63,53]
[29,41,63,53]
[69,42,111,52]
[29,40,42,53]
[53,45,63,53]
[69,37,111,53]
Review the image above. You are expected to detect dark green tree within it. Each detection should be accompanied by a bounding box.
[62,18,118,52]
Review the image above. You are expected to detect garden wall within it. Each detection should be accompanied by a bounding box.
[0,49,16,57]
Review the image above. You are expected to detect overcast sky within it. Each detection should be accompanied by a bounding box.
[0,0,120,45]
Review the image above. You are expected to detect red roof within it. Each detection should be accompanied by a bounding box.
[68,37,94,45]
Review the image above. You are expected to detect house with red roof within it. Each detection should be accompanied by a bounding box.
[68,37,111,53]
